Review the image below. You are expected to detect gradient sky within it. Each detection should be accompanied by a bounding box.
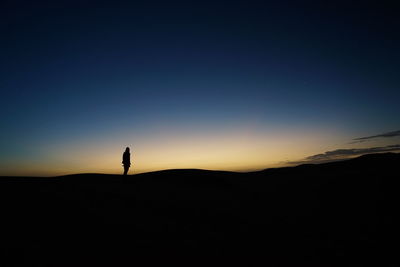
[1,0,399,176]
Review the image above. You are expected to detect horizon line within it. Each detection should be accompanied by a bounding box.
[1,152,397,178]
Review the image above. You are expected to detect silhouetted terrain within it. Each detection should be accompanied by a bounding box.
[1,153,398,266]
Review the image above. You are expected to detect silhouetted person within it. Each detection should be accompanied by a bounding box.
[122,147,131,175]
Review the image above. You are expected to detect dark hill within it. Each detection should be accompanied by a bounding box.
[0,153,398,266]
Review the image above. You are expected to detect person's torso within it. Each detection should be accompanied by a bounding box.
[123,152,130,163]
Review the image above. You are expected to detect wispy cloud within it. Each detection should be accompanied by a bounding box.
[288,144,400,165]
[351,130,400,144]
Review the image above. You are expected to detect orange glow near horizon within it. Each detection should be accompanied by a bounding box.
[0,125,355,176]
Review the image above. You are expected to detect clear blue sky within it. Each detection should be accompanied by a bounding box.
[1,0,399,175]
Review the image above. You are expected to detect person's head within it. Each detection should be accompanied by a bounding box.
[125,147,130,152]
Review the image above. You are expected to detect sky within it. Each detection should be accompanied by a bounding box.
[1,0,399,176]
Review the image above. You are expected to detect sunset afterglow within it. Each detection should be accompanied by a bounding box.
[1,1,399,176]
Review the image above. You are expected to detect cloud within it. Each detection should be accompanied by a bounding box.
[288,144,400,165]
[351,130,400,143]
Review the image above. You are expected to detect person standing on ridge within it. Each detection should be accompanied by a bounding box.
[122,147,131,175]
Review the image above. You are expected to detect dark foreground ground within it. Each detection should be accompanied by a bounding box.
[0,153,399,266]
